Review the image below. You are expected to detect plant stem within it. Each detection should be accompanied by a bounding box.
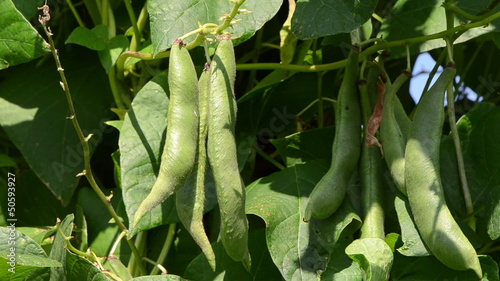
[38,9,145,275]
[255,145,286,171]
[65,0,86,27]
[236,11,500,72]
[445,6,474,222]
[419,50,446,99]
[214,0,247,34]
[150,224,177,275]
[447,83,474,218]
[123,0,141,51]
[317,72,324,128]
[108,67,128,109]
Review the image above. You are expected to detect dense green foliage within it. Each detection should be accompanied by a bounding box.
[1,0,499,280]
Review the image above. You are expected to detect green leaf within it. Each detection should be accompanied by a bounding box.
[184,228,282,281]
[291,0,377,40]
[65,26,128,72]
[119,72,178,236]
[0,154,17,167]
[455,103,500,240]
[11,170,71,226]
[16,227,56,246]
[76,187,127,259]
[0,227,62,280]
[0,0,49,69]
[379,0,499,58]
[0,48,114,205]
[65,26,108,51]
[121,72,219,236]
[391,254,499,281]
[104,255,133,281]
[64,250,109,281]
[98,35,129,72]
[271,127,335,167]
[49,214,74,280]
[147,0,283,55]
[394,195,430,257]
[345,238,393,281]
[12,0,44,20]
[246,162,363,280]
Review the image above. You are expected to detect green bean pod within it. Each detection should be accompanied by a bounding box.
[207,36,250,268]
[304,49,361,221]
[380,71,410,195]
[132,40,199,230]
[405,65,482,277]
[176,66,216,271]
[358,77,385,240]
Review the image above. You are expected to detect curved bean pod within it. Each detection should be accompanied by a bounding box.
[380,71,410,195]
[132,40,199,230]
[176,66,216,271]
[405,65,482,277]
[207,36,250,268]
[304,48,361,221]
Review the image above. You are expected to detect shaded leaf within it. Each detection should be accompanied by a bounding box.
[120,72,177,236]
[65,26,108,51]
[440,103,500,241]
[12,0,44,20]
[98,35,129,72]
[49,214,74,280]
[391,254,498,281]
[292,0,377,40]
[456,103,500,240]
[184,228,282,281]
[345,238,393,281]
[394,195,430,257]
[0,154,17,167]
[0,227,61,280]
[0,0,48,69]
[379,0,499,58]
[0,49,114,205]
[64,250,109,281]
[271,127,335,168]
[147,0,282,55]
[246,162,363,280]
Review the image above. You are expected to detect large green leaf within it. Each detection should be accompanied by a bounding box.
[271,127,335,168]
[379,0,500,58]
[184,228,282,281]
[0,227,61,280]
[120,72,217,237]
[246,162,363,280]
[0,170,72,226]
[64,250,109,281]
[76,187,126,259]
[0,0,49,69]
[120,72,174,236]
[345,238,393,281]
[49,214,74,281]
[391,254,499,281]
[291,0,377,40]
[455,103,500,240]
[12,0,44,20]
[147,0,283,55]
[0,49,114,205]
[394,195,430,257]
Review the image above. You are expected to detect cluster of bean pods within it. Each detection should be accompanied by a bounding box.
[305,47,482,278]
[132,36,250,271]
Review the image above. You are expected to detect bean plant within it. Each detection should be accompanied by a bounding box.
[0,0,499,280]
